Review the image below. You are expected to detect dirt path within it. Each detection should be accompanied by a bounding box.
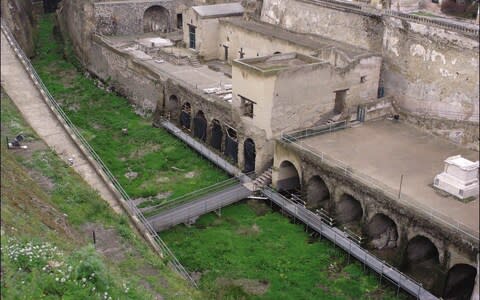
[1,31,121,213]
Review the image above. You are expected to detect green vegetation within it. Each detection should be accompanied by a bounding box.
[162,201,408,299]
[31,15,228,205]
[1,90,201,299]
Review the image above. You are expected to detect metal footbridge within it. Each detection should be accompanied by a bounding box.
[153,120,438,299]
[148,183,252,231]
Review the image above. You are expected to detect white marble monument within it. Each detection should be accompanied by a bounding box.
[434,155,479,199]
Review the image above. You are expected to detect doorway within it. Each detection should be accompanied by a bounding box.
[188,25,196,49]
[223,45,229,61]
[334,89,348,114]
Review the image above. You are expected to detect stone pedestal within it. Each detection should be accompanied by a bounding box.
[433,155,479,199]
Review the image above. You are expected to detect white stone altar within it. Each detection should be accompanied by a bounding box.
[434,155,479,199]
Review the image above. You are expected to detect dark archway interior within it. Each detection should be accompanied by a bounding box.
[403,235,442,293]
[335,194,362,224]
[367,214,398,250]
[193,111,207,141]
[277,161,300,193]
[243,138,256,173]
[443,264,477,300]
[405,236,439,264]
[224,127,238,163]
[180,103,191,129]
[306,176,330,210]
[44,0,61,13]
[143,6,169,33]
[210,119,222,151]
[167,95,179,110]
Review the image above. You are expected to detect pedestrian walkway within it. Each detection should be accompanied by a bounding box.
[261,187,438,300]
[0,30,121,213]
[148,183,252,231]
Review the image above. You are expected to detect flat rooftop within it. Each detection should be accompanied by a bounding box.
[300,119,479,235]
[220,19,375,61]
[234,53,324,75]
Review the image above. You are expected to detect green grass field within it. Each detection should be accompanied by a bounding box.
[162,201,408,299]
[31,15,228,205]
[1,89,201,299]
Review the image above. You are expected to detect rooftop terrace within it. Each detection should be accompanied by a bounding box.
[294,119,479,237]
[233,52,324,75]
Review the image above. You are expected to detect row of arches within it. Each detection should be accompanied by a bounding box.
[169,96,257,172]
[276,159,478,299]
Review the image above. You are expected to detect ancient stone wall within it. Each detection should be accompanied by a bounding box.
[1,0,36,57]
[88,37,164,110]
[93,1,191,35]
[260,0,479,147]
[273,140,479,266]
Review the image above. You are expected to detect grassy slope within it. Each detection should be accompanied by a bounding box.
[32,15,228,204]
[162,202,408,299]
[0,89,201,299]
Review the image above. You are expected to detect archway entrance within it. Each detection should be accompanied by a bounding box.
[306,176,330,211]
[277,161,300,193]
[243,138,256,173]
[367,214,398,250]
[335,194,363,225]
[180,103,191,129]
[143,6,169,33]
[193,111,207,141]
[210,119,222,151]
[443,264,477,300]
[224,127,238,163]
[403,235,442,292]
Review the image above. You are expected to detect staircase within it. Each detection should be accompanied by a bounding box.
[252,167,272,190]
[188,55,201,68]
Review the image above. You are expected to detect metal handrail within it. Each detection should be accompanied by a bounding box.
[262,186,437,299]
[143,177,240,215]
[1,22,198,287]
[280,120,348,141]
[281,134,479,243]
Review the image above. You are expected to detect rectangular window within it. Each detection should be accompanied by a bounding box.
[240,95,255,118]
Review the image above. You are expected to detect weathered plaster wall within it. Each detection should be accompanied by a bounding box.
[260,0,384,50]
[57,0,96,64]
[217,20,316,63]
[382,17,479,122]
[183,9,225,59]
[1,0,36,57]
[259,0,479,146]
[88,37,164,110]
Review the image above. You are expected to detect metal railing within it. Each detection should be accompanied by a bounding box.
[148,184,252,232]
[300,0,479,36]
[142,177,241,217]
[262,187,438,299]
[1,22,198,287]
[280,132,479,243]
[280,120,348,141]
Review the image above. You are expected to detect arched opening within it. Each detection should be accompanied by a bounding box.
[277,161,301,193]
[306,175,330,211]
[180,102,191,130]
[403,235,441,292]
[335,194,363,225]
[367,214,398,250]
[167,95,179,110]
[210,119,222,151]
[243,138,256,173]
[193,111,207,141]
[273,51,281,55]
[443,264,477,300]
[224,127,238,163]
[143,6,169,33]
